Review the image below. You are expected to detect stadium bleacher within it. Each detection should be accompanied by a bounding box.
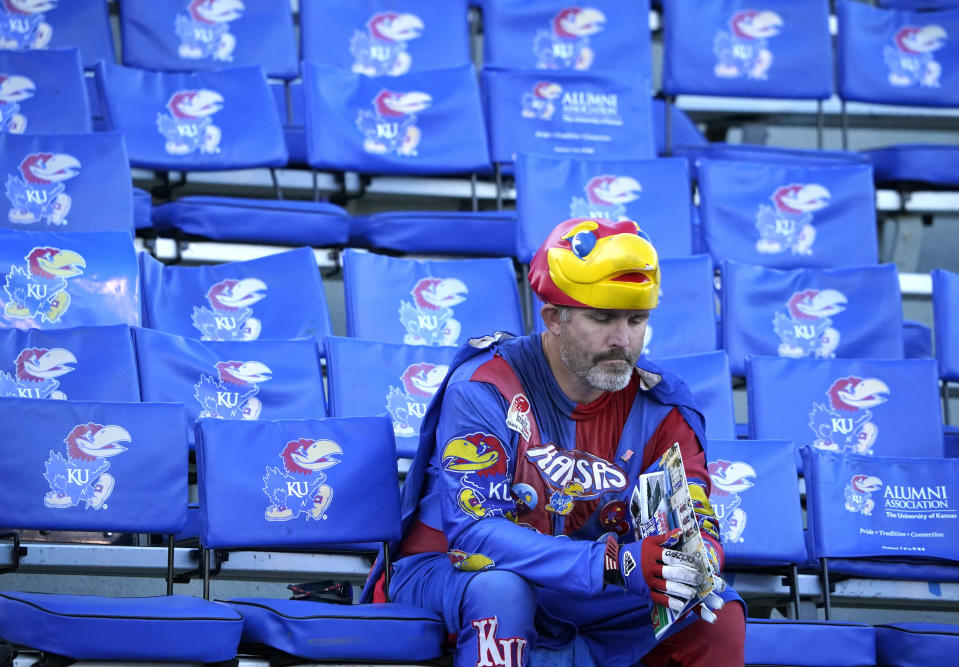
[1,1,958,665]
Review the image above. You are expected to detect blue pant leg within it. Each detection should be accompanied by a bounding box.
[390,553,539,667]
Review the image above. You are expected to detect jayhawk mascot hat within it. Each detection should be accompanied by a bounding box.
[528,218,661,310]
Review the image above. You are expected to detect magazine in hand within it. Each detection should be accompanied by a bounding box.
[631,442,715,638]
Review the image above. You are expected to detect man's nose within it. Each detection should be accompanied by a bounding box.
[607,320,632,348]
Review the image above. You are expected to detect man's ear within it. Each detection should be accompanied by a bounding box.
[540,303,564,335]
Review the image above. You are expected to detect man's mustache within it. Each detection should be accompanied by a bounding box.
[593,349,636,364]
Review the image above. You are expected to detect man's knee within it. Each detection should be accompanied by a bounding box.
[460,570,537,622]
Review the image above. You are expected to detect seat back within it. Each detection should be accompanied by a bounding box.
[802,446,959,571]
[932,269,959,381]
[119,0,297,79]
[721,260,905,376]
[0,397,188,534]
[0,1,115,69]
[195,416,401,549]
[323,336,455,458]
[513,154,693,263]
[342,249,524,346]
[133,327,327,450]
[698,159,878,269]
[138,247,331,342]
[95,61,287,171]
[0,131,133,233]
[662,0,833,99]
[1,229,139,330]
[837,0,959,107]
[707,439,807,567]
[300,0,471,76]
[0,48,90,134]
[482,0,651,74]
[483,68,655,166]
[655,350,735,439]
[0,324,139,401]
[303,62,489,175]
[642,255,718,358]
[747,356,944,469]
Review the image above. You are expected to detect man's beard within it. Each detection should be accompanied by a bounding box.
[558,337,638,393]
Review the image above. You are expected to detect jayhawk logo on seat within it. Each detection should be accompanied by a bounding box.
[533,7,606,70]
[356,89,431,156]
[443,432,514,521]
[714,10,783,80]
[191,277,267,341]
[262,437,342,522]
[386,361,448,437]
[708,459,757,544]
[844,473,882,515]
[3,246,84,324]
[521,81,562,120]
[809,376,891,456]
[156,89,224,156]
[569,174,641,222]
[755,183,830,256]
[0,346,75,399]
[195,359,272,420]
[399,277,468,347]
[175,0,244,63]
[350,11,424,77]
[773,288,848,360]
[0,72,35,133]
[0,0,56,51]
[43,422,130,510]
[884,24,947,88]
[6,152,81,226]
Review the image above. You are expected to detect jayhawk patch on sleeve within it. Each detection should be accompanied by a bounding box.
[442,432,516,522]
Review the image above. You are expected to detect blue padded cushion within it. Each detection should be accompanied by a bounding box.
[349,210,517,257]
[864,145,959,188]
[152,196,350,247]
[745,618,876,666]
[946,426,959,459]
[0,592,242,662]
[223,598,445,662]
[876,623,959,667]
[825,557,959,582]
[902,319,933,359]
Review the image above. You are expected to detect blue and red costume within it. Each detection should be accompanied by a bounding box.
[368,331,744,667]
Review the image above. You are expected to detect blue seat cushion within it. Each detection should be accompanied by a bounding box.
[864,145,959,188]
[223,597,446,662]
[825,557,959,582]
[349,210,517,257]
[0,592,242,662]
[876,623,959,667]
[745,618,876,666]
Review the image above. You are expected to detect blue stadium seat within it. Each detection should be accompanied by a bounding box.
[0,0,114,69]
[933,269,959,381]
[513,154,694,264]
[119,0,298,79]
[651,97,708,157]
[133,327,327,450]
[876,623,959,666]
[0,48,90,134]
[271,79,307,165]
[196,416,446,664]
[0,131,133,233]
[747,356,944,469]
[0,397,243,663]
[0,229,139,330]
[483,68,656,167]
[656,350,736,440]
[349,210,518,258]
[745,619,876,667]
[95,60,287,171]
[300,0,471,76]
[323,335,455,458]
[0,324,140,401]
[721,260,905,376]
[342,248,524,345]
[837,0,959,186]
[138,247,331,342]
[903,319,934,359]
[302,62,490,175]
[482,0,651,73]
[802,446,959,618]
[133,186,153,231]
[698,159,879,269]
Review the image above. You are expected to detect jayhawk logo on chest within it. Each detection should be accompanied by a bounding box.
[525,443,627,516]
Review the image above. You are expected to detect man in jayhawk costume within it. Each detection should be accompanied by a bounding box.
[367,217,745,667]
